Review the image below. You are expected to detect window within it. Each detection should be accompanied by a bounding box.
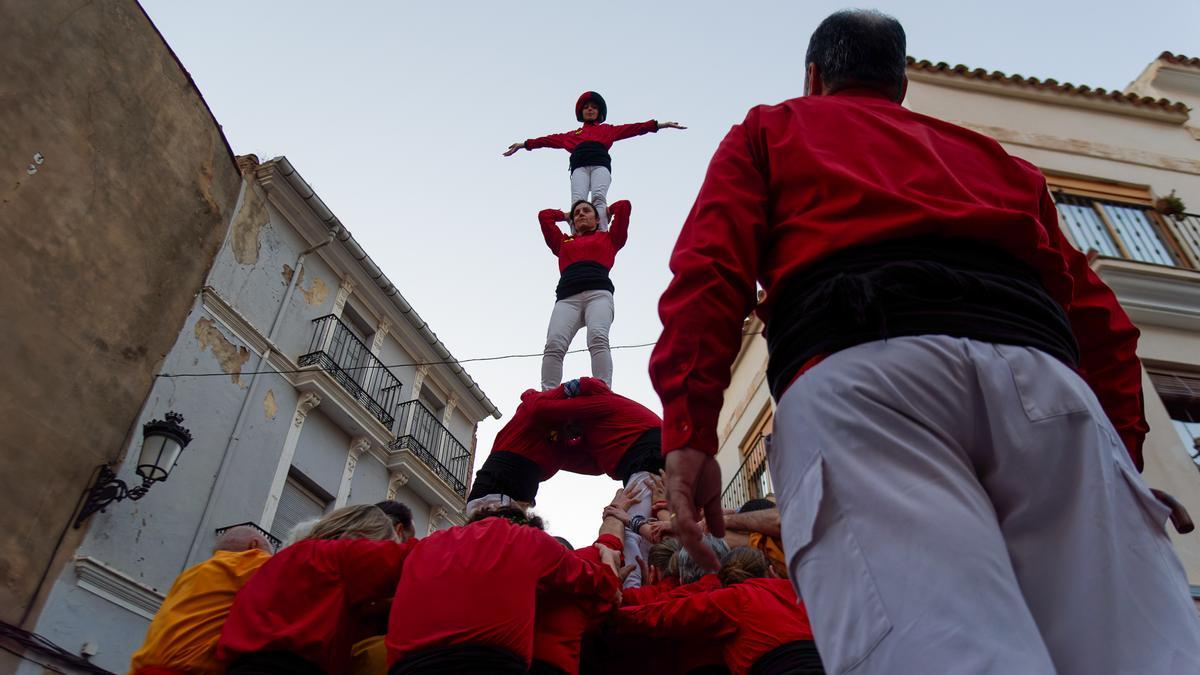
[1149,371,1200,472]
[738,410,775,501]
[419,383,447,422]
[1053,193,1178,266]
[270,471,332,542]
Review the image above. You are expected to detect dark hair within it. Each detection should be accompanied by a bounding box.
[719,546,770,586]
[568,200,598,228]
[805,9,906,98]
[553,536,574,550]
[467,505,546,530]
[738,498,776,514]
[374,500,414,531]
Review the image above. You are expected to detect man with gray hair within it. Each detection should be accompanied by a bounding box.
[675,534,729,585]
[130,526,273,674]
[652,8,1200,674]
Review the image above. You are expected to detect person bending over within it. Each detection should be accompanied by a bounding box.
[387,506,621,674]
[217,505,415,675]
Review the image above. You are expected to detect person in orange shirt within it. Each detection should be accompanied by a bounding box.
[722,499,787,579]
[129,526,272,675]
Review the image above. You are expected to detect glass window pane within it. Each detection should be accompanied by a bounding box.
[1054,195,1120,257]
[1102,204,1175,266]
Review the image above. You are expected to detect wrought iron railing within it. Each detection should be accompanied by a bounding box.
[388,400,472,497]
[721,434,773,512]
[298,315,403,427]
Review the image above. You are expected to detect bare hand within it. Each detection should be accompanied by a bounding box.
[597,543,623,577]
[603,504,631,524]
[502,142,524,157]
[658,121,687,130]
[610,483,647,513]
[637,520,673,544]
[649,471,667,504]
[665,448,725,570]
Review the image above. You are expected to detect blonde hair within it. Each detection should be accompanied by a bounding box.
[300,504,398,543]
[719,547,770,586]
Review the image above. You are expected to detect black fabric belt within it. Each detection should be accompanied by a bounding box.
[569,141,611,172]
[389,644,528,675]
[615,427,664,484]
[749,640,825,675]
[226,651,325,675]
[467,451,543,503]
[556,261,614,301]
[765,236,1079,400]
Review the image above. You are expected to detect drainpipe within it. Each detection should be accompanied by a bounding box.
[180,228,338,569]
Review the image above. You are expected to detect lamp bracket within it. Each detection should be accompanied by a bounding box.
[74,465,153,529]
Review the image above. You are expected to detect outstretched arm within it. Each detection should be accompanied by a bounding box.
[721,507,781,538]
[615,588,736,638]
[539,209,567,255]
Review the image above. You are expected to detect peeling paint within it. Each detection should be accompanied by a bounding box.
[301,276,329,305]
[281,264,295,286]
[228,184,269,264]
[194,318,251,385]
[263,389,278,420]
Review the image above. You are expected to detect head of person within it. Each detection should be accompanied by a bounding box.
[299,504,398,543]
[738,498,776,514]
[646,538,681,584]
[569,200,600,234]
[213,526,272,555]
[374,500,417,542]
[575,91,607,124]
[677,535,731,584]
[718,546,772,586]
[553,536,574,550]
[804,9,907,103]
[467,504,546,530]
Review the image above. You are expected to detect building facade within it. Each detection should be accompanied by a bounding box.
[19,155,498,674]
[715,53,1200,588]
[1,1,247,671]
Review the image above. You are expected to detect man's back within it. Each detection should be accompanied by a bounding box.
[130,549,270,674]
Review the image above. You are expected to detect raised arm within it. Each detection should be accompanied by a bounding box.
[539,209,567,255]
[608,200,632,251]
[721,507,782,538]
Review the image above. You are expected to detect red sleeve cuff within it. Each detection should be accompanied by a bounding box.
[595,533,623,553]
[661,396,721,456]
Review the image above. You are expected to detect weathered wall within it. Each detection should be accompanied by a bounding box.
[0,0,242,624]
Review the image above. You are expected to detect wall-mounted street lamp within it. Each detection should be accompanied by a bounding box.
[74,412,193,528]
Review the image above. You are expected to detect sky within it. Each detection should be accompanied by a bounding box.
[139,0,1198,547]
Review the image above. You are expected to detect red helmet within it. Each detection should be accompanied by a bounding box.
[575,91,607,123]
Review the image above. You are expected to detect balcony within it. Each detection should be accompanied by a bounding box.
[1053,193,1200,270]
[721,434,773,511]
[298,315,403,427]
[389,400,472,497]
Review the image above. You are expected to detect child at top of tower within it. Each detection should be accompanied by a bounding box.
[502,91,685,227]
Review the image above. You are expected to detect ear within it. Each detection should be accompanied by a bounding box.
[804,63,824,97]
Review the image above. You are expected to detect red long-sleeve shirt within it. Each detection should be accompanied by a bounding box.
[525,377,661,479]
[620,576,680,606]
[540,200,631,270]
[216,539,415,675]
[533,534,623,674]
[618,578,814,675]
[386,518,619,667]
[525,120,659,155]
[649,89,1147,466]
[489,385,577,481]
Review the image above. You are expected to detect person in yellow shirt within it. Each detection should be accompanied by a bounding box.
[129,526,272,675]
[722,499,788,579]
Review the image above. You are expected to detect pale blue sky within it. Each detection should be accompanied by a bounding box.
[140,0,1198,547]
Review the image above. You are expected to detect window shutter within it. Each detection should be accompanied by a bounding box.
[271,476,328,542]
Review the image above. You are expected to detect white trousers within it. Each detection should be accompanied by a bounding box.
[540,290,614,391]
[570,166,611,229]
[769,336,1200,675]
[622,471,653,588]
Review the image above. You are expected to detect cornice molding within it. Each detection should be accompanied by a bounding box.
[74,556,164,620]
